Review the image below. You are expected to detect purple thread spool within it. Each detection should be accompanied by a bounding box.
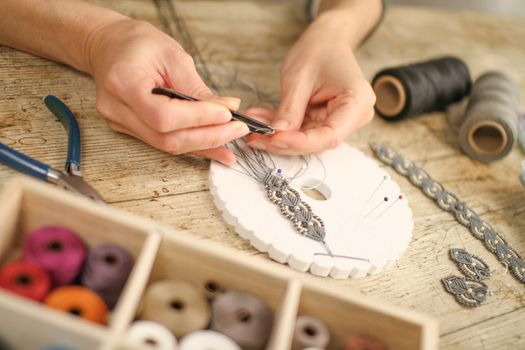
[81,244,134,309]
[23,226,86,286]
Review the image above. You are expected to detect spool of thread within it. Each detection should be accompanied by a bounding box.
[372,56,471,120]
[179,330,240,350]
[127,321,178,350]
[292,315,330,350]
[202,280,224,300]
[44,286,108,325]
[0,261,51,301]
[210,290,273,350]
[23,226,86,286]
[81,244,134,309]
[343,334,388,350]
[139,279,210,338]
[458,71,519,162]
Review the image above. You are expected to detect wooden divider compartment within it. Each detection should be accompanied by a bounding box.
[0,177,160,350]
[120,229,303,349]
[0,177,439,350]
[297,281,439,350]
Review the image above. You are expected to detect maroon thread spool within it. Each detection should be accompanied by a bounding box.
[0,260,51,301]
[81,244,134,309]
[22,226,86,286]
[343,334,388,350]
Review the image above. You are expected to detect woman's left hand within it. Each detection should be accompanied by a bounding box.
[246,13,376,155]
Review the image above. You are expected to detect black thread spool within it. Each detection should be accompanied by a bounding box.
[372,56,472,120]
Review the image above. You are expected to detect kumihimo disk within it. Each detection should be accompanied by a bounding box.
[209,142,413,279]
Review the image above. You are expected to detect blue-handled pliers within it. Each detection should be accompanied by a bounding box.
[0,96,104,203]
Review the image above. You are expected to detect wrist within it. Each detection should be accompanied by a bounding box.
[308,10,360,48]
[312,0,383,47]
[78,12,129,74]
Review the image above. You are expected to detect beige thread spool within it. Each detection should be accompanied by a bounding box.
[459,71,519,163]
[139,279,210,338]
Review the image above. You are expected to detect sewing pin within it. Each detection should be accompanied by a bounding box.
[375,194,403,219]
[363,196,388,218]
[366,175,388,203]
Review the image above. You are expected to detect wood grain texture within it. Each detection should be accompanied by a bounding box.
[0,1,524,348]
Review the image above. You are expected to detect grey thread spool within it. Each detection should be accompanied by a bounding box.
[139,279,210,338]
[81,244,134,309]
[292,315,330,350]
[210,290,273,350]
[459,71,519,162]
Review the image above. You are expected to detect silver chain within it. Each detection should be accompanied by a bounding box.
[371,143,525,283]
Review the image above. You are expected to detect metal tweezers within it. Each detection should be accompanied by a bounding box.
[152,87,275,135]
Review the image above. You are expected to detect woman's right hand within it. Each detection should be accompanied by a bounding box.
[86,19,249,166]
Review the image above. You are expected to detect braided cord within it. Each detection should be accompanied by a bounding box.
[371,144,525,283]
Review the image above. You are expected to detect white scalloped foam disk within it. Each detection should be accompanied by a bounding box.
[209,143,413,279]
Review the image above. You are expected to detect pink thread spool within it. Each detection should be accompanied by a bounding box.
[81,244,134,309]
[23,226,86,286]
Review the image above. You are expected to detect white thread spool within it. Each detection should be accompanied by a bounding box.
[209,143,413,279]
[126,321,178,350]
[179,330,241,350]
[292,315,330,350]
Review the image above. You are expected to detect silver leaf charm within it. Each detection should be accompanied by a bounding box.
[441,275,488,307]
[449,248,491,281]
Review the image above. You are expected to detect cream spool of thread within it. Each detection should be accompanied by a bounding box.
[292,315,330,350]
[459,71,519,162]
[179,330,241,350]
[210,290,273,350]
[126,321,178,350]
[139,280,210,338]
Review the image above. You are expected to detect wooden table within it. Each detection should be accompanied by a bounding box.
[1,1,524,348]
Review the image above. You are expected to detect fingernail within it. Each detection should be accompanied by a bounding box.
[248,141,266,150]
[225,97,241,111]
[231,121,250,135]
[272,119,289,131]
[213,97,241,111]
[272,141,289,149]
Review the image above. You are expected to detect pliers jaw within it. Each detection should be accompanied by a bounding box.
[47,168,105,203]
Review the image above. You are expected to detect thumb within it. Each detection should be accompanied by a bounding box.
[274,77,314,131]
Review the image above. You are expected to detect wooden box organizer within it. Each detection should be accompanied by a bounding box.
[0,177,439,350]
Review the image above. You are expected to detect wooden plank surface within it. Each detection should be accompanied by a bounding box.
[0,1,524,348]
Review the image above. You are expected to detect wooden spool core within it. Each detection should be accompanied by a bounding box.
[467,120,508,156]
[373,75,406,118]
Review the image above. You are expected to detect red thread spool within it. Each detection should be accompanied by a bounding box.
[343,334,388,350]
[0,261,51,301]
[44,286,108,325]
